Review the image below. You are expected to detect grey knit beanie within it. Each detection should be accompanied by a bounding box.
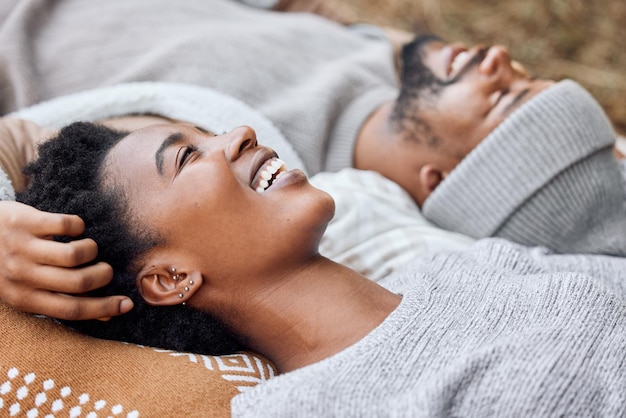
[422,79,626,255]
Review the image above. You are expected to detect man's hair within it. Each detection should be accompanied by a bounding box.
[391,34,443,147]
[18,122,243,355]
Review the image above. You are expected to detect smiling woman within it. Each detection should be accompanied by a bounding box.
[17,120,391,370]
[18,120,338,357]
[103,123,336,313]
[14,118,626,417]
[17,122,245,355]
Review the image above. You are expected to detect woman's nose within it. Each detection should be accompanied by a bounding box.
[479,45,516,80]
[225,126,258,161]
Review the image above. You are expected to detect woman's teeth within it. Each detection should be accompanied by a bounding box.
[255,158,287,193]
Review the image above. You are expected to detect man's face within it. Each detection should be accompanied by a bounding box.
[394,35,554,165]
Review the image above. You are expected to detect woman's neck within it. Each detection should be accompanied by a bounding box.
[222,255,401,373]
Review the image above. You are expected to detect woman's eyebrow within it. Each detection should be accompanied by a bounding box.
[155,132,184,176]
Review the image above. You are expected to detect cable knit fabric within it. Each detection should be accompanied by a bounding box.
[422,80,626,256]
[232,239,626,417]
[0,0,398,175]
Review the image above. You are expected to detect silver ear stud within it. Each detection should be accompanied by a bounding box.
[178,276,195,306]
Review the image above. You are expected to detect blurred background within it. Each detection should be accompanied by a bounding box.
[335,0,625,136]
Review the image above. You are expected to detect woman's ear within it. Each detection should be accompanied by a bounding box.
[136,262,203,306]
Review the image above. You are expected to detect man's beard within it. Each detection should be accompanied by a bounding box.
[392,34,487,145]
[390,34,444,144]
[398,34,444,105]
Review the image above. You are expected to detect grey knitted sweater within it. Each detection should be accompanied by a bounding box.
[232,239,626,417]
[0,0,397,175]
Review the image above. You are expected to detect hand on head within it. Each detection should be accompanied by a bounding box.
[0,200,133,320]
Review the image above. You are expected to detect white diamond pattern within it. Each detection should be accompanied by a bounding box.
[0,366,139,417]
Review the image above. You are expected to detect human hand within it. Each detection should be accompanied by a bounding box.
[0,201,133,320]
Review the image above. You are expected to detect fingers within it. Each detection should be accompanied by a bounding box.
[9,288,134,321]
[29,210,86,238]
[0,201,134,320]
[1,261,133,320]
[29,237,99,268]
[27,261,114,294]
[1,202,85,238]
[2,261,134,320]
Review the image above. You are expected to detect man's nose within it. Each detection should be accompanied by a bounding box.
[478,45,516,81]
[224,126,258,161]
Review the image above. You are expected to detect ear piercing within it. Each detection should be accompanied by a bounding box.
[178,277,194,305]
[167,268,195,306]
[178,280,193,298]
[171,268,186,282]
[170,267,182,282]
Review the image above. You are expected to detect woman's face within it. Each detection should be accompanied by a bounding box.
[102,124,335,285]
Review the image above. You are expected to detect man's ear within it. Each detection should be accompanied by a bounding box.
[136,256,203,306]
[417,164,446,201]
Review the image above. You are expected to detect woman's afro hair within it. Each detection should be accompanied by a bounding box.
[18,121,243,355]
